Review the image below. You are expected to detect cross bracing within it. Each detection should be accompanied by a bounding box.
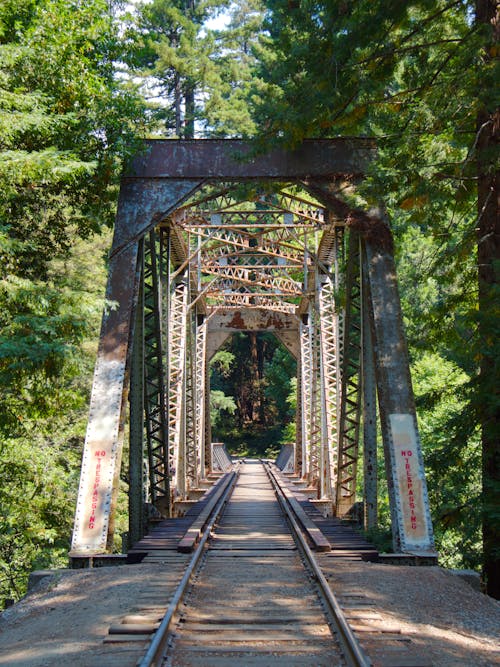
[70,140,435,559]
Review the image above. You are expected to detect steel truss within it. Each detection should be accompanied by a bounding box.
[195,314,207,480]
[184,304,198,493]
[336,230,363,516]
[317,243,342,499]
[143,229,171,515]
[299,313,314,480]
[168,273,189,499]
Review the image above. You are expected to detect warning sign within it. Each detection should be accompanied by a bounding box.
[390,414,430,547]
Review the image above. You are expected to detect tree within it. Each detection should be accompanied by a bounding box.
[209,333,296,455]
[127,0,265,137]
[475,0,499,600]
[253,0,499,595]
[0,0,145,607]
[127,0,224,137]
[203,0,265,137]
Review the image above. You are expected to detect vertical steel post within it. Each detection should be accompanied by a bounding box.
[309,305,322,488]
[168,275,189,499]
[196,314,207,480]
[364,222,435,552]
[70,242,141,555]
[185,306,198,492]
[336,230,362,517]
[317,231,342,500]
[129,241,145,546]
[295,361,303,475]
[361,243,378,530]
[70,179,201,555]
[317,272,332,499]
[299,314,313,478]
[162,226,172,511]
[204,357,213,473]
[143,229,170,516]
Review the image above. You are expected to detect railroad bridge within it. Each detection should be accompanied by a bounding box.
[70,138,435,559]
[7,140,500,667]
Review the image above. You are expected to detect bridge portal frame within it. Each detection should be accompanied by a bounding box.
[70,139,435,558]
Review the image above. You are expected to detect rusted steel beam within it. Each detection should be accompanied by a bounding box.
[126,139,375,180]
[71,179,202,555]
[208,309,299,333]
[70,241,141,555]
[362,224,435,554]
[110,179,203,259]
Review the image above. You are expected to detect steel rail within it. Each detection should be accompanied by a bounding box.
[263,461,372,667]
[137,469,239,667]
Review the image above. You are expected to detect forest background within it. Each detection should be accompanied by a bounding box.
[0,0,498,606]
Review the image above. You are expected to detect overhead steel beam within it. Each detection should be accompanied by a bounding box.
[208,309,299,333]
[126,139,376,181]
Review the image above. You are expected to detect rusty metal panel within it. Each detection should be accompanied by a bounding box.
[364,232,435,553]
[206,331,231,361]
[70,243,140,554]
[111,179,203,256]
[71,179,202,555]
[274,331,299,359]
[390,414,432,546]
[208,309,299,333]
[126,139,375,180]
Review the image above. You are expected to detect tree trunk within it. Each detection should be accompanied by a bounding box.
[476,0,499,600]
[184,84,195,139]
[249,332,261,422]
[174,73,182,137]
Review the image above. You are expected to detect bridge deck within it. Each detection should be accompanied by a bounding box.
[127,473,230,561]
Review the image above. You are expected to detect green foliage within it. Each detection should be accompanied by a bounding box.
[210,332,296,455]
[0,232,110,607]
[126,0,264,136]
[210,389,237,426]
[412,352,482,568]
[253,0,500,577]
[202,0,264,137]
[0,0,144,608]
[0,418,83,602]
[125,0,223,136]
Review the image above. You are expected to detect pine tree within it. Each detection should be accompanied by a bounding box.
[253,0,499,595]
[127,0,265,137]
[203,0,265,137]
[127,0,225,137]
[0,0,145,606]
[475,0,499,601]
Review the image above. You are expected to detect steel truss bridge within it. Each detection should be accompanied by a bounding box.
[70,139,435,558]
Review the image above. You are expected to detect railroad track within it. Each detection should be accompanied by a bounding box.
[138,460,371,667]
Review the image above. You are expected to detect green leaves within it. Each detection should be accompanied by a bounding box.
[126,0,264,137]
[0,0,142,608]
[209,332,296,455]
